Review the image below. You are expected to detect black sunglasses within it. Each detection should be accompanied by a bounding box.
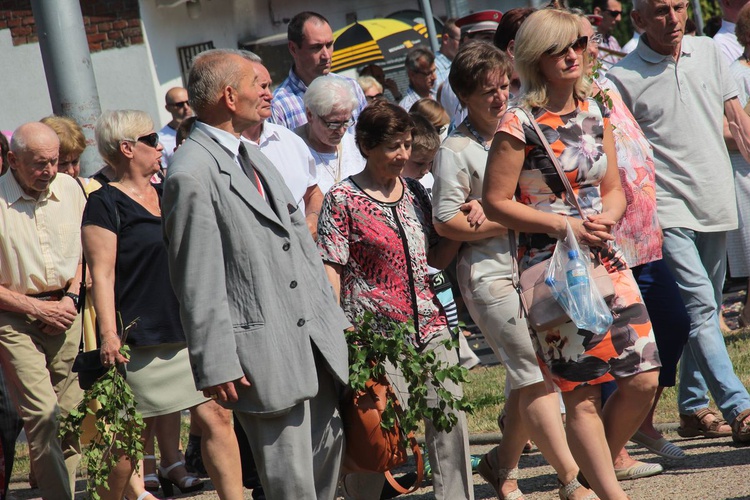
[546,36,589,59]
[136,132,160,148]
[169,100,190,108]
[605,9,623,16]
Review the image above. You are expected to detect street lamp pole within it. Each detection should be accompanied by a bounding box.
[30,0,103,176]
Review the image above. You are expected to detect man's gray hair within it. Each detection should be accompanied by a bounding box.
[243,50,263,64]
[303,76,359,117]
[405,47,434,72]
[188,48,259,116]
[9,131,26,154]
[632,0,643,12]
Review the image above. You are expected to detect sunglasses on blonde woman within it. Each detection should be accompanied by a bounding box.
[137,132,160,148]
[546,36,589,59]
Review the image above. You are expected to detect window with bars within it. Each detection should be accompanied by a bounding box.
[178,41,215,85]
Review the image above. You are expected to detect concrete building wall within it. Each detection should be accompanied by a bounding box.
[0,0,524,131]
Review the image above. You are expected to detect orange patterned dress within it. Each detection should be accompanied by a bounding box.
[497,98,661,391]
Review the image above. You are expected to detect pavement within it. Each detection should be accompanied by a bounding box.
[8,429,749,499]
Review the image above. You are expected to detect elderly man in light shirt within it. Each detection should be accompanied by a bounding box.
[242,52,323,239]
[0,122,86,499]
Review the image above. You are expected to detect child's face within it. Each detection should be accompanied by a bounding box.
[403,148,437,180]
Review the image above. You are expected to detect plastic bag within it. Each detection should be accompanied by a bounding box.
[544,221,613,334]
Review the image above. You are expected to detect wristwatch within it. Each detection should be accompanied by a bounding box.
[64,292,80,308]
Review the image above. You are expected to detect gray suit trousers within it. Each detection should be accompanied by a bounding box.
[234,348,344,500]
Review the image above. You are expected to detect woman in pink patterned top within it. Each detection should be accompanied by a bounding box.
[318,100,474,499]
[580,14,690,461]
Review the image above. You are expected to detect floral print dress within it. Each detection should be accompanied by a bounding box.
[498,98,660,391]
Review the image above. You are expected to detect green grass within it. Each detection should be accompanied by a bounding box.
[9,327,750,485]
[462,326,750,434]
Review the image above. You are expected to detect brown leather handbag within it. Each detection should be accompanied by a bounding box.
[510,108,616,332]
[341,374,424,494]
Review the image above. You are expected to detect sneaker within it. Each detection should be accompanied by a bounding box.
[470,454,482,472]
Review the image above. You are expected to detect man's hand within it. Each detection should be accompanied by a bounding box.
[35,298,77,332]
[202,375,252,403]
[306,213,319,241]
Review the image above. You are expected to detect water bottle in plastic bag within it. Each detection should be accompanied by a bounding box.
[565,250,603,330]
[545,221,613,334]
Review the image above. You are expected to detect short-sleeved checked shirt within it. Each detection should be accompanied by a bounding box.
[269,68,368,131]
[398,86,436,111]
[434,51,451,88]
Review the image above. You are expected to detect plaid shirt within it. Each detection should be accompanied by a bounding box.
[434,51,451,88]
[270,68,368,131]
[398,86,436,111]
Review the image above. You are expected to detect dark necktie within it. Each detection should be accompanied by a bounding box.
[237,142,265,199]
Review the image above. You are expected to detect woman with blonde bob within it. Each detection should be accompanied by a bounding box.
[40,115,87,178]
[483,9,660,500]
[83,110,243,499]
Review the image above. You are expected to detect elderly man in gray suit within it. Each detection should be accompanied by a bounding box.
[162,48,351,499]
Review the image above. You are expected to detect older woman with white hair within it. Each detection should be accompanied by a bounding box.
[82,110,242,499]
[296,76,366,193]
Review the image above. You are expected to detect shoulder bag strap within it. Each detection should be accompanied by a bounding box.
[517,107,584,214]
[384,433,424,494]
[508,107,590,296]
[384,382,424,494]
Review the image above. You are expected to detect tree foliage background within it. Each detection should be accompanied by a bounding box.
[567,0,722,45]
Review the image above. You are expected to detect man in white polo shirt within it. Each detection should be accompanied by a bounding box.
[608,0,750,445]
[242,52,323,239]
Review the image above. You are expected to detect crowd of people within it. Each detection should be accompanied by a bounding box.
[1,2,750,500]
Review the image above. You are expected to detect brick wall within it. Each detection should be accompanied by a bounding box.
[0,0,143,52]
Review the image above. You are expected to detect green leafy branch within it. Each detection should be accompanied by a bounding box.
[59,319,145,499]
[591,59,614,111]
[346,312,474,444]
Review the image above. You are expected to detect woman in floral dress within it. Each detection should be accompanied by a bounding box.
[482,9,660,500]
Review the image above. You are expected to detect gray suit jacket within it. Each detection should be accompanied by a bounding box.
[162,126,350,414]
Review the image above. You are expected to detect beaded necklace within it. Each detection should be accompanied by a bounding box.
[463,117,491,151]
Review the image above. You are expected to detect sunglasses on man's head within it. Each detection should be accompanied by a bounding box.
[169,100,190,108]
[545,36,589,59]
[605,9,622,16]
[136,132,160,148]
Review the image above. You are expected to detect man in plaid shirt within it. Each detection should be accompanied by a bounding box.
[270,11,366,131]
